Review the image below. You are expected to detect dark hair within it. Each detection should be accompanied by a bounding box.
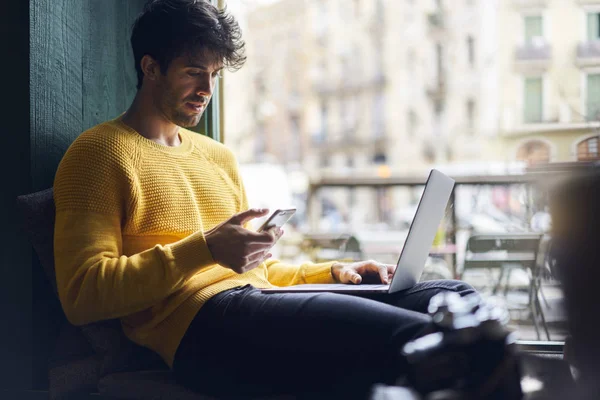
[131,0,246,89]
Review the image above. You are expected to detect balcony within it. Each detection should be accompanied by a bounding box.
[427,12,445,29]
[313,73,386,97]
[514,41,552,72]
[576,41,600,67]
[310,129,388,151]
[502,121,600,137]
[427,11,445,37]
[426,78,447,101]
[512,0,548,8]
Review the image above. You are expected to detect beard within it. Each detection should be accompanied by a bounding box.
[156,83,207,128]
[169,106,204,128]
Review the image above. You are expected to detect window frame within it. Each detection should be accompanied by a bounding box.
[586,72,600,121]
[524,14,543,44]
[195,0,223,143]
[523,76,544,124]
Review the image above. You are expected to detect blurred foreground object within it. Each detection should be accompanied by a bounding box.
[549,169,600,399]
[400,292,522,399]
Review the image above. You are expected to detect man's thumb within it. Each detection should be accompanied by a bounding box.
[231,208,269,225]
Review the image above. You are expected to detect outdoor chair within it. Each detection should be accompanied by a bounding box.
[461,233,543,294]
[461,232,555,340]
[528,234,554,341]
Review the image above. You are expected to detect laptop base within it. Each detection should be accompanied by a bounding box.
[260,283,390,294]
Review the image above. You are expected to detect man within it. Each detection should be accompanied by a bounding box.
[53,0,475,398]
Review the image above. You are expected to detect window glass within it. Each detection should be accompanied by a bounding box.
[524,77,543,123]
[524,15,543,44]
[223,0,586,342]
[587,74,600,121]
[467,35,475,67]
[587,12,600,41]
[577,137,600,161]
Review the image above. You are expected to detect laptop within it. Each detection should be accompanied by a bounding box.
[261,169,455,294]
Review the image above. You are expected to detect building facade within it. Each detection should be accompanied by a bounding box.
[223,0,600,229]
[497,0,600,164]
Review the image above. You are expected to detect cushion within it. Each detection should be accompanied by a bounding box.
[48,322,99,400]
[80,320,168,377]
[16,189,168,389]
[16,188,58,294]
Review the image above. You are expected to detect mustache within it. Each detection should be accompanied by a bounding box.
[186,96,209,105]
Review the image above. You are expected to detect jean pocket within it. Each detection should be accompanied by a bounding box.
[210,284,253,310]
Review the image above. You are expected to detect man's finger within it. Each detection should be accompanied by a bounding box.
[378,266,390,284]
[230,208,269,225]
[244,230,277,244]
[387,264,396,278]
[342,269,362,284]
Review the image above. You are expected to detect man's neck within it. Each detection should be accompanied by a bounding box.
[121,91,181,147]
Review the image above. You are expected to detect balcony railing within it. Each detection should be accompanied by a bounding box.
[313,73,386,96]
[310,130,388,150]
[576,41,600,67]
[514,42,552,71]
[516,42,552,61]
[427,12,445,30]
[426,78,447,101]
[512,0,548,7]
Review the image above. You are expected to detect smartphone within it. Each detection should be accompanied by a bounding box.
[257,208,297,232]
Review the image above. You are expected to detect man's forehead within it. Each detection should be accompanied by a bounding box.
[182,49,223,70]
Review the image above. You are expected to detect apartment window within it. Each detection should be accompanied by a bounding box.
[588,12,600,41]
[289,116,301,162]
[524,77,543,123]
[407,110,418,139]
[373,92,385,138]
[588,74,600,121]
[436,43,444,84]
[524,15,543,44]
[577,137,600,161]
[321,104,328,137]
[373,152,387,164]
[467,99,476,134]
[467,36,475,67]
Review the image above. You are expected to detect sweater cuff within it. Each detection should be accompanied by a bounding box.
[167,230,215,272]
[303,262,337,284]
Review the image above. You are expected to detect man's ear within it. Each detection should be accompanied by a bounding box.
[140,55,161,83]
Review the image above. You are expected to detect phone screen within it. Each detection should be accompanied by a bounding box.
[258,208,296,232]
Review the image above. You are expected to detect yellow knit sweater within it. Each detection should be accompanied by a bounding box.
[53,117,336,367]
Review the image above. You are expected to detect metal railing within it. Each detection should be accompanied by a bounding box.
[577,41,600,66]
[515,42,552,61]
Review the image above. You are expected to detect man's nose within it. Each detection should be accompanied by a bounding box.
[195,76,214,97]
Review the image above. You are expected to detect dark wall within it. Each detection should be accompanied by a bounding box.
[1,0,33,391]
[30,0,143,191]
[1,0,145,390]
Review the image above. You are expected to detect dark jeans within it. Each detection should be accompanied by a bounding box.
[173,280,476,399]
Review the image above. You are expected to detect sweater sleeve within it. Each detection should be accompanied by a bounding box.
[54,211,214,325]
[264,259,337,286]
[53,134,214,325]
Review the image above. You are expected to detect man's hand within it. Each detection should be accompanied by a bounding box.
[205,209,283,274]
[331,260,395,285]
